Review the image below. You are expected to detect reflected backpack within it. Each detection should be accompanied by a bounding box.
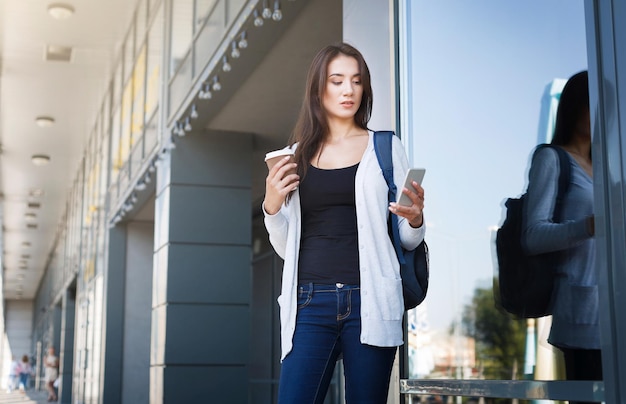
[495,144,571,318]
[373,131,429,310]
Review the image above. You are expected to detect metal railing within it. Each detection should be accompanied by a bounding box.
[401,379,604,403]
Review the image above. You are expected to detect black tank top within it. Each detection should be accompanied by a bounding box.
[298,164,360,285]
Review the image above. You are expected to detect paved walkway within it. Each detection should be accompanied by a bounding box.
[0,389,50,404]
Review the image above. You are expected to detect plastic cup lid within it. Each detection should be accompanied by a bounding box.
[265,149,294,161]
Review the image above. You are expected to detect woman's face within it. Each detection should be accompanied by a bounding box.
[322,54,363,123]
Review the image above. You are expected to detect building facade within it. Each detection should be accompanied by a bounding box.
[1,0,626,403]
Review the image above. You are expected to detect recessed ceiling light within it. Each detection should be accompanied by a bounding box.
[22,242,32,248]
[29,189,44,198]
[31,155,51,166]
[35,116,55,127]
[47,3,75,19]
[44,44,73,62]
[25,213,37,221]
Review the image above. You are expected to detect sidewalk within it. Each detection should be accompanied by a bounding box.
[0,389,50,404]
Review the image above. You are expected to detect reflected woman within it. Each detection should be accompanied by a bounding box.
[523,71,601,393]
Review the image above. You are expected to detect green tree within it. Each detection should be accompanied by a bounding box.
[462,282,526,380]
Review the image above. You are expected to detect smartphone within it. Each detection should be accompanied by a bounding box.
[396,168,426,206]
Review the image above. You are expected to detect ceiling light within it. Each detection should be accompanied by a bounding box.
[230,41,240,59]
[47,3,75,19]
[45,45,73,62]
[262,1,272,19]
[29,189,44,198]
[135,181,147,191]
[211,76,222,92]
[25,213,37,221]
[22,242,32,248]
[35,116,55,127]
[238,32,248,49]
[222,56,231,72]
[272,1,283,21]
[190,104,199,119]
[31,154,51,166]
[253,10,264,27]
[198,82,212,100]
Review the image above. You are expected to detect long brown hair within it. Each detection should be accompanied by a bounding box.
[288,43,373,182]
[551,71,590,158]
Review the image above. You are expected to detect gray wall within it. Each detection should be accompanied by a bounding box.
[122,221,154,404]
[150,130,253,403]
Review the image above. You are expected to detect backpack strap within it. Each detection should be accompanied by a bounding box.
[373,131,406,265]
[533,144,571,221]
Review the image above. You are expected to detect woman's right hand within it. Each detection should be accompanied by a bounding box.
[263,156,299,215]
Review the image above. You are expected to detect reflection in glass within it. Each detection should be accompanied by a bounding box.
[170,0,193,76]
[403,0,587,382]
[195,0,219,33]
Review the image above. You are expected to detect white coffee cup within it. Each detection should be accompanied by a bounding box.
[265,149,296,176]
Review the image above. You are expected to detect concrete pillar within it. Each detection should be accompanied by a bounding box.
[59,288,76,404]
[150,131,253,403]
[101,226,127,404]
[122,221,154,403]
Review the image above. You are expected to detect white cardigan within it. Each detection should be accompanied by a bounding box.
[263,132,425,360]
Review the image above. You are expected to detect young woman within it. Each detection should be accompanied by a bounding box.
[19,355,32,392]
[523,71,600,398]
[263,43,425,403]
[44,346,59,402]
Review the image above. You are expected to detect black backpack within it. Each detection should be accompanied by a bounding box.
[373,131,429,310]
[495,144,571,318]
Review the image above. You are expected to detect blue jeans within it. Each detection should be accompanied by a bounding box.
[278,283,397,404]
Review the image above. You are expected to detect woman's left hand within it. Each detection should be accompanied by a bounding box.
[388,180,424,228]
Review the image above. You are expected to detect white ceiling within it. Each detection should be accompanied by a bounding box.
[0,0,137,300]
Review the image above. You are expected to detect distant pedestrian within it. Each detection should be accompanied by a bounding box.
[19,354,33,392]
[6,356,21,393]
[44,347,59,402]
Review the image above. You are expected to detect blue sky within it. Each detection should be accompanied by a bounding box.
[405,1,588,330]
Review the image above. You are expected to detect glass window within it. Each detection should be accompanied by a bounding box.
[123,26,136,82]
[112,63,122,112]
[120,79,133,168]
[170,0,193,76]
[195,0,219,33]
[131,45,147,150]
[402,0,587,382]
[194,0,225,76]
[136,0,148,52]
[146,5,163,121]
[110,106,122,191]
